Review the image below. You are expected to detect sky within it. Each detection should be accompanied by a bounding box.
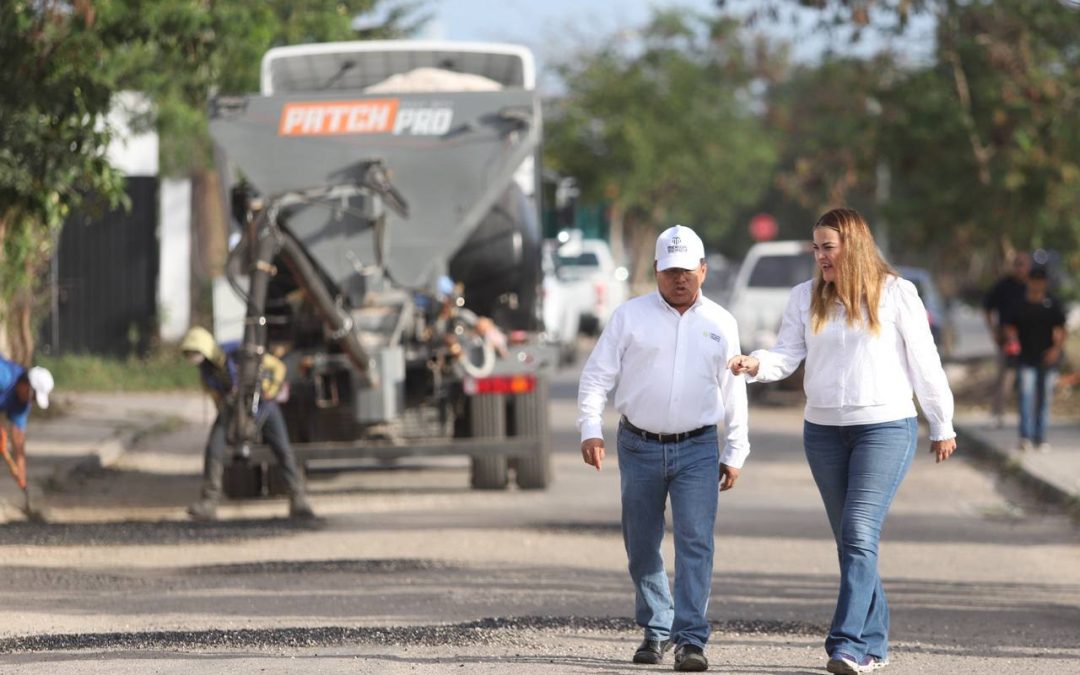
[413,0,938,93]
[416,0,717,91]
[422,0,717,43]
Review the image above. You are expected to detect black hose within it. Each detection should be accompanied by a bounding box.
[232,228,280,450]
[278,229,376,387]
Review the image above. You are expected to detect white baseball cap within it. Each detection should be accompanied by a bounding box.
[27,366,53,410]
[655,224,705,271]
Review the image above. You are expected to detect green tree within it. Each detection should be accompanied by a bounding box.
[889,0,1080,275]
[765,56,889,220]
[544,10,781,282]
[729,0,1080,290]
[0,2,130,363]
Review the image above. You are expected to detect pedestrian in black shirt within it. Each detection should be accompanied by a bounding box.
[983,252,1031,426]
[1003,266,1066,452]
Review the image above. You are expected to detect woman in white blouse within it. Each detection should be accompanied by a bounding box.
[729,207,957,675]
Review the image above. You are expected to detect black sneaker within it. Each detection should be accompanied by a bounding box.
[633,638,671,664]
[673,643,708,672]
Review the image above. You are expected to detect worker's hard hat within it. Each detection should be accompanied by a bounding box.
[180,327,217,360]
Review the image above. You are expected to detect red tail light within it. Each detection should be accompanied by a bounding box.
[465,374,537,395]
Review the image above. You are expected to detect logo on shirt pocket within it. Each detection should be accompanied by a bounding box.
[702,330,722,343]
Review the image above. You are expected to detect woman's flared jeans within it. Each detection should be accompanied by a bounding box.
[803,418,917,661]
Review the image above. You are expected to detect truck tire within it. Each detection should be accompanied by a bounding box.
[223,461,263,499]
[512,378,551,490]
[469,393,509,490]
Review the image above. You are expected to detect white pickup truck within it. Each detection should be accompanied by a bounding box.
[726,240,815,353]
[554,236,630,335]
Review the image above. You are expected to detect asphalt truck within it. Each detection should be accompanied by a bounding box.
[207,40,553,495]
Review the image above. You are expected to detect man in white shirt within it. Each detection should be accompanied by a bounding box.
[577,225,749,672]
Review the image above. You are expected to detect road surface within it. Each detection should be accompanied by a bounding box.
[0,356,1076,673]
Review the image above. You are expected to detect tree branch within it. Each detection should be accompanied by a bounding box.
[942,9,993,185]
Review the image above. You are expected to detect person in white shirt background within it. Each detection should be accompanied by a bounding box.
[578,224,749,672]
[728,207,957,675]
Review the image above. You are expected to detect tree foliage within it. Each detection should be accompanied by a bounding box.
[544,10,781,279]
[0,2,130,363]
[731,0,1080,291]
[892,0,1080,265]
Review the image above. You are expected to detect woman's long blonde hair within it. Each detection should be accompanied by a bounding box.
[810,208,896,335]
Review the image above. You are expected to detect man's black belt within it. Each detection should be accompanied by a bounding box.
[620,416,713,443]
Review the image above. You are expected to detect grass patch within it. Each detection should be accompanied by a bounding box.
[38,349,201,392]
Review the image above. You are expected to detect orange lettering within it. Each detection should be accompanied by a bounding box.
[279,99,399,136]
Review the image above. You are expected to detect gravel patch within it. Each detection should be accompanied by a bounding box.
[0,616,823,654]
[0,518,323,546]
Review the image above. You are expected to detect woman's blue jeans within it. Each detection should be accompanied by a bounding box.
[803,418,917,661]
[1018,365,1057,444]
[617,423,720,649]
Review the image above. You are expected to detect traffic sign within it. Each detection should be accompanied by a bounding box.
[749,213,778,241]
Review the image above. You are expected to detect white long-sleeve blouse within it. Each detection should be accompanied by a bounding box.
[749,276,956,440]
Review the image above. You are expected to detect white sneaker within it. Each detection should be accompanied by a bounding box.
[1036,442,1051,453]
[1018,439,1034,452]
[826,653,862,674]
[826,652,888,674]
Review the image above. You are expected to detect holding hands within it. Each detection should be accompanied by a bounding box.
[728,355,760,377]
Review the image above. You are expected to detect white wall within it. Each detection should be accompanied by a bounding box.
[158,179,191,341]
[106,92,159,177]
[213,275,247,343]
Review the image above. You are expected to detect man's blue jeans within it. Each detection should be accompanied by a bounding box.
[803,418,917,662]
[617,423,719,648]
[1018,365,1057,444]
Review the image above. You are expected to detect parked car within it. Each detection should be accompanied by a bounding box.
[555,236,630,335]
[726,240,815,354]
[541,241,581,364]
[700,253,737,307]
[724,241,953,360]
[897,265,954,358]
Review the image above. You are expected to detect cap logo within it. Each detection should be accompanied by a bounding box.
[666,234,688,254]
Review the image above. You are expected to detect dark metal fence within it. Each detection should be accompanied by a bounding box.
[40,177,160,357]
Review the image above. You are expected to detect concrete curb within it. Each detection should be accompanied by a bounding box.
[955,426,1080,520]
[47,418,167,492]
